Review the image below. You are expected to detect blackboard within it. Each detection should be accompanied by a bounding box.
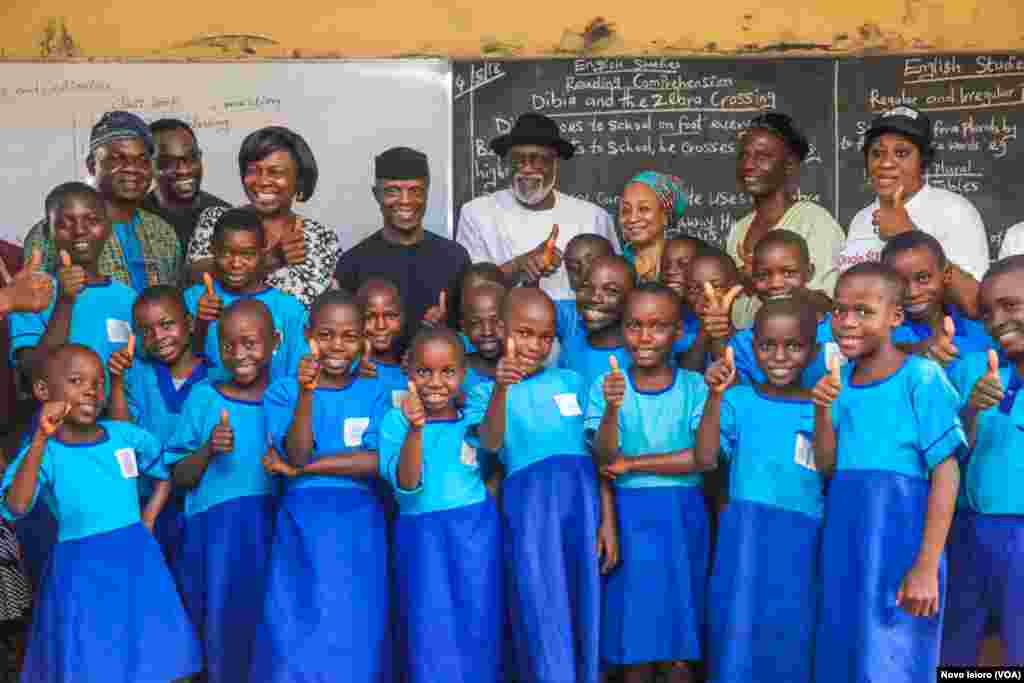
[836,54,1024,258]
[452,58,836,247]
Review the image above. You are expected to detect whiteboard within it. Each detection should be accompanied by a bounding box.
[0,61,453,251]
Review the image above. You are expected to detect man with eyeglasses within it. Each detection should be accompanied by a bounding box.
[22,110,184,290]
[457,112,619,301]
[143,118,230,251]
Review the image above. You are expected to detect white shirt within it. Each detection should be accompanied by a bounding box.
[838,184,990,280]
[456,189,620,300]
[999,222,1024,259]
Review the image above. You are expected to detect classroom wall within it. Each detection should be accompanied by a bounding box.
[2,0,1021,59]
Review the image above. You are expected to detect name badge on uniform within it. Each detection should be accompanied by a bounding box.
[793,433,817,471]
[343,417,370,447]
[115,448,139,478]
[107,319,132,343]
[553,393,583,417]
[460,442,479,468]
[392,390,409,408]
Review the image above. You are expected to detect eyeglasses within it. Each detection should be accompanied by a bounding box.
[156,149,203,173]
[505,151,557,170]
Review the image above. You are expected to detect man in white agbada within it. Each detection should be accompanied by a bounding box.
[456,113,620,301]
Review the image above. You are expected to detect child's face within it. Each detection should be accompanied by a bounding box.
[502,297,557,375]
[134,298,193,366]
[462,289,503,361]
[979,270,1024,360]
[751,243,811,302]
[564,241,610,293]
[830,275,904,361]
[885,246,948,322]
[753,314,814,387]
[52,196,110,269]
[687,257,737,316]
[213,228,263,293]
[410,339,465,415]
[622,292,681,370]
[660,241,698,300]
[219,311,275,386]
[619,182,665,250]
[308,303,364,379]
[362,287,404,356]
[578,261,633,333]
[47,351,105,427]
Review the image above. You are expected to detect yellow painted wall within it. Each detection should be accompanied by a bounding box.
[1,0,1021,59]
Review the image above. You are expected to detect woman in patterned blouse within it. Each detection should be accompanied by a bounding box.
[186,126,339,307]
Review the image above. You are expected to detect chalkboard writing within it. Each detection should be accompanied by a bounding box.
[836,54,1024,257]
[453,58,836,247]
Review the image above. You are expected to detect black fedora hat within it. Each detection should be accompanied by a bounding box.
[489,113,575,160]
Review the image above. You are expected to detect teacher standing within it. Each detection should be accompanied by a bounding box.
[726,112,845,328]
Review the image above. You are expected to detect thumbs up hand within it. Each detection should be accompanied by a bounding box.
[279,216,307,266]
[520,224,562,283]
[495,337,525,387]
[108,334,136,379]
[210,409,234,455]
[403,380,427,430]
[603,355,627,408]
[358,338,378,379]
[812,354,843,409]
[872,185,914,239]
[925,315,960,367]
[4,248,53,313]
[699,281,744,341]
[968,349,1005,412]
[299,339,321,391]
[38,401,70,437]
[705,346,737,394]
[197,273,223,323]
[422,290,449,328]
[57,250,86,303]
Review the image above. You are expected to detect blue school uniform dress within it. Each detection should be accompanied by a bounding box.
[698,386,825,683]
[584,368,709,667]
[164,381,276,683]
[183,280,307,379]
[891,305,994,355]
[1,421,201,683]
[729,317,834,387]
[468,368,601,683]
[379,407,504,683]
[815,356,967,683]
[558,333,632,398]
[252,375,390,683]
[122,355,217,568]
[941,353,1024,665]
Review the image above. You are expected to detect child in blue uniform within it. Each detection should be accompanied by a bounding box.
[559,255,635,395]
[165,299,279,683]
[2,344,200,683]
[941,256,1024,665]
[811,262,965,683]
[472,288,617,683]
[559,234,616,343]
[378,328,503,683]
[882,231,993,365]
[107,285,215,568]
[461,281,507,392]
[253,290,390,682]
[586,284,709,683]
[357,277,409,397]
[185,207,306,379]
[696,297,827,683]
[660,236,705,354]
[679,247,743,373]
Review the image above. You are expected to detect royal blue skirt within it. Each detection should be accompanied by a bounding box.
[503,455,601,683]
[708,500,821,683]
[601,485,708,666]
[143,494,184,573]
[394,497,503,683]
[942,512,1024,665]
[178,494,275,683]
[252,486,390,682]
[22,522,201,683]
[815,470,945,683]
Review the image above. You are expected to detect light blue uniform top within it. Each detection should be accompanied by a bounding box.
[164,380,275,517]
[372,360,409,404]
[8,276,136,365]
[463,366,495,394]
[729,318,834,388]
[466,367,588,476]
[703,386,826,520]
[558,333,633,399]
[264,376,381,492]
[829,355,966,479]
[378,407,488,515]
[1,420,166,542]
[183,280,307,380]
[891,305,994,356]
[584,367,707,488]
[947,351,1024,515]
[555,299,586,344]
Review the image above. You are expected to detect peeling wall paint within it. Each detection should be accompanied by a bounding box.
[2,0,1022,59]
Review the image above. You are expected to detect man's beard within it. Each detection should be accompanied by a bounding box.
[511,170,556,206]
